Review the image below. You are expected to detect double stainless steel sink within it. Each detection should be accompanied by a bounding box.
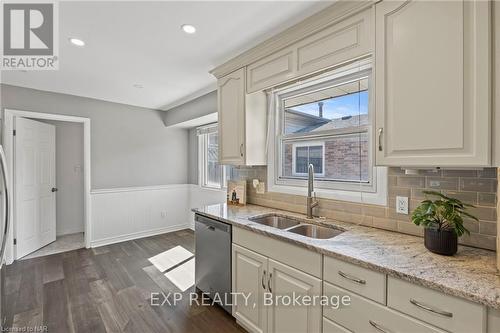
[248,213,344,239]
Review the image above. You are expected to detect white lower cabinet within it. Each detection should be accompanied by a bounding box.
[232,244,322,333]
[232,244,268,333]
[488,308,500,333]
[232,228,492,333]
[267,259,321,333]
[387,277,486,333]
[323,283,445,333]
[323,317,352,333]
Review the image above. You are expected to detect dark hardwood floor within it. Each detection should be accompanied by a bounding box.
[5,230,246,333]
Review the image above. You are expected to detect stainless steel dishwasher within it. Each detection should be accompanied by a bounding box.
[195,214,232,314]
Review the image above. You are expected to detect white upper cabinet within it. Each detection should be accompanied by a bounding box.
[247,48,296,93]
[218,68,246,165]
[218,68,267,166]
[295,8,371,77]
[246,7,373,94]
[375,0,491,167]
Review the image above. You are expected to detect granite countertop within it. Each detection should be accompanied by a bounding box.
[193,203,500,309]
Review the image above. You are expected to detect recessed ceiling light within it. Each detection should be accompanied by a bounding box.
[133,84,144,89]
[181,24,196,34]
[69,38,85,47]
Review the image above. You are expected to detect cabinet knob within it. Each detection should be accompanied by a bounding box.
[51,187,58,193]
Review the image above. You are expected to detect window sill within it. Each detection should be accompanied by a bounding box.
[199,185,226,191]
[268,167,388,206]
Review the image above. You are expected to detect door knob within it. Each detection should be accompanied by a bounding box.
[51,187,58,192]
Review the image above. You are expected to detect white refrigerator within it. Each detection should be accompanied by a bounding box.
[0,146,10,329]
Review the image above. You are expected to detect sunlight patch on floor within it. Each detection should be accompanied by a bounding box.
[164,258,195,292]
[148,245,193,272]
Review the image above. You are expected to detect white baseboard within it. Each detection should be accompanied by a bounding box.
[90,223,191,248]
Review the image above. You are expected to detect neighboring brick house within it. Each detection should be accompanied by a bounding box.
[283,109,369,182]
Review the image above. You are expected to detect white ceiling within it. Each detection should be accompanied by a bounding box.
[1,1,333,110]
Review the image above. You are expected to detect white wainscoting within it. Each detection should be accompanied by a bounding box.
[188,185,227,229]
[90,184,227,247]
[91,184,191,247]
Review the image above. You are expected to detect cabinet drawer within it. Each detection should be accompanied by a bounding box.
[233,227,322,278]
[323,282,445,333]
[323,317,352,333]
[387,277,486,333]
[324,256,386,304]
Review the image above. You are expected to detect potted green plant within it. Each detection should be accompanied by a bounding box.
[411,190,478,255]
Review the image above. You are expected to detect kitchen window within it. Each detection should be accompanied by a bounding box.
[292,142,325,177]
[198,124,226,189]
[268,60,387,205]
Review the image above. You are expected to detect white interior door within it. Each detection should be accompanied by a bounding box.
[15,117,56,258]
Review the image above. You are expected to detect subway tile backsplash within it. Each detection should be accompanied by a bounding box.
[229,166,498,251]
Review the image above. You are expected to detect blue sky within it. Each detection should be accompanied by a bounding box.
[292,91,368,120]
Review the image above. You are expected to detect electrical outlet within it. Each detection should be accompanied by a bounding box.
[256,182,265,194]
[396,196,409,215]
[429,180,441,187]
[161,211,167,218]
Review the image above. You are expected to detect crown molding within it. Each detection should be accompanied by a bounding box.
[210,0,374,79]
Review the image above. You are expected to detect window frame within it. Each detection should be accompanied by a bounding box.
[291,141,325,177]
[267,60,388,206]
[198,124,226,189]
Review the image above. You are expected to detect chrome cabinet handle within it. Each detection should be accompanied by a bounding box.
[369,320,391,333]
[268,272,272,293]
[262,270,266,290]
[378,128,383,151]
[338,270,366,285]
[240,143,244,157]
[409,299,453,318]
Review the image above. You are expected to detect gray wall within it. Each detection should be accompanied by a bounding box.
[163,91,216,127]
[188,128,199,184]
[41,120,84,235]
[1,84,188,189]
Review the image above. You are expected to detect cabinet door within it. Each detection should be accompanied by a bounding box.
[375,0,491,167]
[232,244,268,333]
[267,259,321,333]
[488,308,500,333]
[296,7,372,77]
[323,317,352,333]
[218,68,246,165]
[247,48,296,93]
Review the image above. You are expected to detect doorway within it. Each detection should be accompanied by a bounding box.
[15,118,57,258]
[19,118,86,259]
[3,109,91,263]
